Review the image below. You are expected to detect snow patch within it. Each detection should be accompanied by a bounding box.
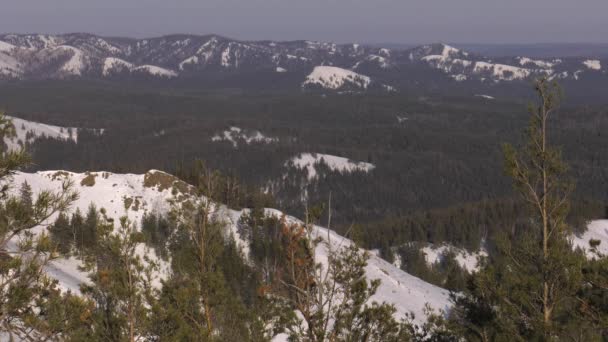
[583,59,601,70]
[287,153,375,180]
[572,220,608,256]
[517,57,559,69]
[421,245,487,273]
[303,66,371,90]
[211,126,278,147]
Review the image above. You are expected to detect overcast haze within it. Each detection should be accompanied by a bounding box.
[2,0,607,44]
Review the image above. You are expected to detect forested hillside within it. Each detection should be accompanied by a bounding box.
[1,81,606,253]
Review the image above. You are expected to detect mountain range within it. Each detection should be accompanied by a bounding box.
[0,33,605,93]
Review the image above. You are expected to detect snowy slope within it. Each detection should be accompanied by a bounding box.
[3,116,79,151]
[133,65,178,78]
[102,57,134,76]
[56,46,87,76]
[572,220,608,256]
[303,66,372,90]
[102,57,177,78]
[287,153,375,180]
[9,170,451,322]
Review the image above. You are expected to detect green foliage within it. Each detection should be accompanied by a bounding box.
[75,215,157,341]
[0,112,78,339]
[449,80,605,340]
[395,244,469,292]
[262,214,417,341]
[49,212,72,254]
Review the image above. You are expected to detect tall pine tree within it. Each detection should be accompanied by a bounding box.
[449,80,589,340]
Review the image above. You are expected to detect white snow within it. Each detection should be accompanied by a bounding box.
[179,56,199,70]
[317,226,449,322]
[102,57,177,78]
[133,65,178,78]
[419,45,557,82]
[261,210,450,323]
[221,46,232,67]
[0,40,16,53]
[451,74,467,81]
[475,94,495,100]
[421,44,463,63]
[517,57,559,69]
[396,115,409,123]
[9,170,451,324]
[583,59,601,70]
[95,38,121,54]
[276,66,287,73]
[0,52,22,77]
[421,245,487,273]
[303,66,371,90]
[572,220,608,256]
[287,153,375,180]
[211,126,278,147]
[44,257,90,294]
[102,57,134,76]
[3,116,79,151]
[473,61,534,81]
[56,46,86,76]
[9,170,185,291]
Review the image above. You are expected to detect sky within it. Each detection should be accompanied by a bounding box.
[1,0,607,44]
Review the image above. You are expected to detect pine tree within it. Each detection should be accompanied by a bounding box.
[0,112,78,338]
[449,80,588,340]
[77,215,157,341]
[49,212,73,254]
[266,210,414,341]
[70,208,84,254]
[82,203,99,254]
[18,181,33,215]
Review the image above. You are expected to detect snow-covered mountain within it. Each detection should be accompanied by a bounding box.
[1,33,606,92]
[9,170,451,323]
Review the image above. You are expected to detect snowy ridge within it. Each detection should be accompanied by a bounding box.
[416,43,583,82]
[9,170,451,323]
[0,33,606,87]
[211,126,278,147]
[3,116,79,151]
[517,57,560,69]
[102,57,177,78]
[133,65,177,78]
[102,57,134,76]
[287,153,375,180]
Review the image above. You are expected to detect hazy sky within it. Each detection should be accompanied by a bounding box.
[1,0,607,44]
